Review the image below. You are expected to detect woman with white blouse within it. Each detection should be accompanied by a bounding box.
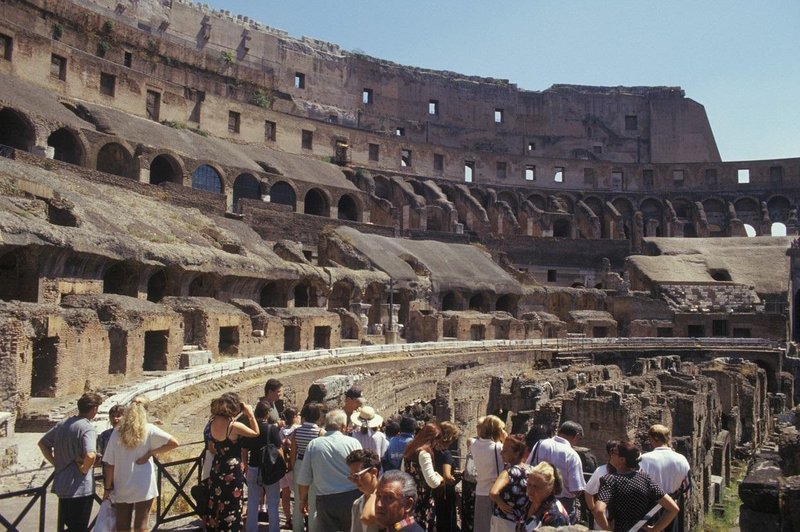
[469,415,506,532]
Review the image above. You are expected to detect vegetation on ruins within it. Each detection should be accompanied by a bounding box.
[161,120,209,137]
[51,23,64,40]
[220,50,235,64]
[251,88,272,109]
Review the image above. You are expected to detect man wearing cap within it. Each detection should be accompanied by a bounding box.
[383,416,416,471]
[39,392,103,531]
[350,406,389,458]
[344,385,365,434]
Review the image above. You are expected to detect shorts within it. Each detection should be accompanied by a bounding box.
[279,470,293,490]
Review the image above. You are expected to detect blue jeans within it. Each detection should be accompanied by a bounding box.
[247,466,280,532]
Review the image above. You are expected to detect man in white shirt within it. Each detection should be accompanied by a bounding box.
[639,424,691,531]
[526,420,586,524]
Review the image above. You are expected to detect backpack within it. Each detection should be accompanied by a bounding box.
[258,439,286,486]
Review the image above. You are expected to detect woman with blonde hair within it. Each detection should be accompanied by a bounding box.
[103,397,179,532]
[205,393,259,531]
[488,434,529,531]
[469,415,506,532]
[517,462,569,531]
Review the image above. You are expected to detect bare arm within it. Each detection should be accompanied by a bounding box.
[593,500,611,530]
[136,436,179,465]
[489,470,512,514]
[38,442,55,467]
[361,492,378,526]
[644,494,679,532]
[441,462,455,483]
[299,484,309,515]
[78,452,96,475]
[103,463,115,500]
[288,434,298,471]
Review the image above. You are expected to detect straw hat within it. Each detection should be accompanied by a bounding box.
[351,405,383,429]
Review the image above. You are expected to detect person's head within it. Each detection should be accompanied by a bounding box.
[324,409,348,432]
[478,415,506,441]
[211,394,242,419]
[346,449,381,494]
[611,440,641,470]
[77,393,103,418]
[557,420,584,446]
[351,405,384,434]
[108,404,124,427]
[605,439,620,460]
[255,400,272,421]
[527,461,563,502]
[648,424,671,447]
[300,401,324,424]
[403,422,441,461]
[500,434,527,465]
[344,385,363,414]
[399,416,417,435]
[437,421,461,450]
[263,379,283,402]
[117,396,149,449]
[375,470,417,528]
[283,407,300,427]
[525,424,553,452]
[384,419,401,438]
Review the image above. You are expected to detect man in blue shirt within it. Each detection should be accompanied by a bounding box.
[382,416,416,471]
[39,392,103,531]
[297,409,362,531]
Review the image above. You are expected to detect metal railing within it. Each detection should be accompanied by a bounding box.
[0,441,205,531]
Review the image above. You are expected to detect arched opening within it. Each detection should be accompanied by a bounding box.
[495,294,517,316]
[337,194,359,221]
[744,224,757,237]
[270,181,296,210]
[441,292,457,311]
[771,222,787,236]
[553,219,571,238]
[328,281,354,310]
[191,164,223,194]
[103,262,139,297]
[96,142,133,178]
[734,198,761,229]
[150,155,181,185]
[260,281,288,308]
[146,270,166,302]
[232,173,260,212]
[293,280,319,308]
[468,293,490,313]
[767,196,792,223]
[188,273,217,297]
[640,198,663,237]
[0,108,34,151]
[526,194,546,211]
[584,197,607,238]
[47,128,83,165]
[374,176,392,200]
[304,188,329,217]
[702,198,727,237]
[497,191,519,214]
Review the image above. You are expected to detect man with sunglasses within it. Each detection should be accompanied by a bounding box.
[346,449,381,532]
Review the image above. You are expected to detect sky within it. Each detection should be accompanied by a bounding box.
[204,0,800,162]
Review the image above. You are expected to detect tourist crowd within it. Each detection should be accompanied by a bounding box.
[38,386,690,532]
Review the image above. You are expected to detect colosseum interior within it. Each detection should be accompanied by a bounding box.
[1,0,800,530]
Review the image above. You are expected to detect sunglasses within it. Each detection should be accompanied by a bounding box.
[348,467,373,482]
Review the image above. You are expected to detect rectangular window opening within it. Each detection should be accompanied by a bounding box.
[525,165,536,181]
[625,115,638,130]
[553,167,564,183]
[368,143,379,162]
[123,51,132,68]
[301,129,313,150]
[395,127,405,137]
[464,161,475,183]
[642,169,654,188]
[428,99,439,116]
[99,72,116,97]
[737,168,750,184]
[494,109,504,124]
[0,33,13,61]
[433,153,444,173]
[50,54,66,81]
[547,269,557,282]
[264,120,276,141]
[294,72,305,89]
[583,168,596,187]
[672,169,685,187]
[496,161,507,179]
[527,142,536,152]
[228,110,241,133]
[145,90,161,121]
[611,170,624,191]
[362,88,373,104]
[401,149,412,167]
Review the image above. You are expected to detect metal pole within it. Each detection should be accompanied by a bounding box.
[388,278,394,332]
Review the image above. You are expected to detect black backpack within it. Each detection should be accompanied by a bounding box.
[258,436,287,486]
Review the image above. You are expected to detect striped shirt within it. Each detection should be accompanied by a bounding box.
[294,422,320,459]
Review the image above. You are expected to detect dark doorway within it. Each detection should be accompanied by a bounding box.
[233,173,260,212]
[47,128,83,165]
[284,325,300,352]
[218,326,239,355]
[687,325,705,337]
[314,326,331,349]
[146,271,166,302]
[0,108,34,151]
[304,189,328,217]
[441,292,457,311]
[260,282,287,308]
[108,330,126,374]
[712,320,729,337]
[103,262,138,297]
[150,155,180,185]
[593,326,608,338]
[143,331,168,370]
[0,250,38,302]
[32,337,58,397]
[270,182,296,210]
[337,195,358,221]
[96,143,132,178]
[553,219,571,238]
[294,281,318,308]
[470,325,485,341]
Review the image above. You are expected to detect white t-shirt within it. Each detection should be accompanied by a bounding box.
[584,463,610,496]
[639,447,690,494]
[351,493,380,532]
[104,423,172,503]
[470,437,503,496]
[527,436,586,498]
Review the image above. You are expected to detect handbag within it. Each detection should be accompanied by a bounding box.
[191,481,210,517]
[94,499,115,532]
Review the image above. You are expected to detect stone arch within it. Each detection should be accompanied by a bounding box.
[468,292,491,313]
[767,195,792,223]
[734,197,761,231]
[408,179,427,198]
[702,198,727,236]
[260,281,288,308]
[374,175,392,200]
[188,273,218,298]
[441,291,458,311]
[470,187,490,209]
[337,194,359,222]
[293,278,321,307]
[232,173,261,212]
[270,181,297,210]
[0,107,35,151]
[555,194,575,214]
[526,193,547,211]
[96,142,133,178]
[553,219,571,238]
[191,164,224,194]
[103,262,139,297]
[496,190,519,214]
[672,198,695,237]
[495,294,518,317]
[328,280,355,310]
[304,188,330,217]
[640,197,664,237]
[150,153,183,185]
[146,270,167,302]
[583,196,607,238]
[47,127,85,165]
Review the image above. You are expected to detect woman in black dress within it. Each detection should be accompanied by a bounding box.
[433,421,462,531]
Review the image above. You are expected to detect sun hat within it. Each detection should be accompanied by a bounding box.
[351,405,383,429]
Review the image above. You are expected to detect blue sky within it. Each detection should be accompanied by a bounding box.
[205,0,799,162]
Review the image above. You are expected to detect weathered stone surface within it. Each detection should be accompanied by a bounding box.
[739,453,781,513]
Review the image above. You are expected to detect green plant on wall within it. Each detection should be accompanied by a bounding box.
[52,23,64,40]
[102,20,114,34]
[251,88,272,109]
[98,40,111,56]
[220,51,234,64]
